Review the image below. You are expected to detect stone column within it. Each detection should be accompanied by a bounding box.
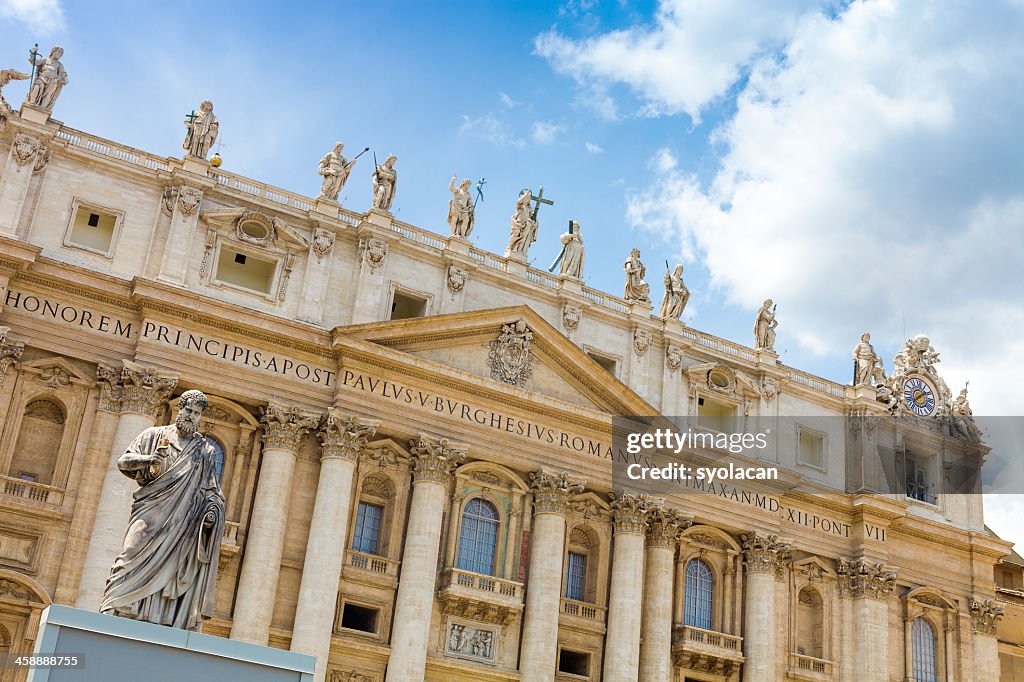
[837,558,897,682]
[231,403,320,645]
[385,435,465,682]
[603,493,657,682]
[519,469,585,682]
[969,597,1004,681]
[740,532,793,682]
[76,360,177,610]
[290,412,377,682]
[639,508,691,682]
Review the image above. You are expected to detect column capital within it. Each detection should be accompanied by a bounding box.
[408,433,466,485]
[836,557,897,599]
[260,402,320,451]
[610,492,661,535]
[969,597,1004,636]
[529,468,585,514]
[741,531,793,578]
[319,410,378,461]
[96,359,178,418]
[646,507,693,548]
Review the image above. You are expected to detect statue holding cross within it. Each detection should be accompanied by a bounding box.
[504,187,553,262]
[183,100,218,160]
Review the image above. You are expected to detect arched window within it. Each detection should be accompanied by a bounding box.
[456,498,499,576]
[209,438,226,483]
[684,558,714,630]
[796,587,824,658]
[0,623,10,656]
[8,399,65,485]
[911,618,938,682]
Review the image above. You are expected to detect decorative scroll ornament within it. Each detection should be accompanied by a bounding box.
[39,364,71,389]
[666,345,683,371]
[235,210,276,247]
[761,377,779,402]
[0,327,24,381]
[646,507,692,547]
[96,359,178,418]
[359,237,388,272]
[161,186,178,216]
[409,434,466,484]
[319,410,378,461]
[447,265,468,294]
[259,403,320,451]
[311,228,335,261]
[562,304,581,331]
[609,492,659,534]
[633,328,653,357]
[529,468,585,514]
[835,558,897,599]
[741,532,794,578]
[278,253,295,301]
[178,186,203,216]
[12,133,40,166]
[969,597,1004,635]
[32,146,51,174]
[487,318,536,388]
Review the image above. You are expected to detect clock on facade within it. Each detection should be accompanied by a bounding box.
[902,376,936,416]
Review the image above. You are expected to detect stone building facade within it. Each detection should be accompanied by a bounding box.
[0,97,1020,682]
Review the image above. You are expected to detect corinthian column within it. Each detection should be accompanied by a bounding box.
[291,412,378,682]
[741,532,793,682]
[519,469,585,682]
[603,493,657,682]
[76,360,177,610]
[385,435,465,682]
[231,403,320,645]
[836,558,897,682]
[639,508,692,681]
[970,598,1003,681]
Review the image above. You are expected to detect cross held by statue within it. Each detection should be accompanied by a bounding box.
[528,186,554,221]
[184,110,198,126]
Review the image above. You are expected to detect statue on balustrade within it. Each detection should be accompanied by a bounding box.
[622,247,651,303]
[26,46,68,112]
[753,298,778,351]
[183,100,219,159]
[659,263,690,320]
[852,332,886,386]
[505,189,537,261]
[448,176,475,238]
[557,221,585,279]
[318,142,353,202]
[100,390,225,631]
[372,154,398,211]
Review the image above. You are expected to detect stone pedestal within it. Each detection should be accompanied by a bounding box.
[29,604,314,682]
[19,104,51,125]
[445,235,471,255]
[181,155,210,176]
[312,197,338,217]
[363,208,392,228]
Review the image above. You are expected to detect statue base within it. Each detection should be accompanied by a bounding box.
[18,103,51,125]
[312,197,339,217]
[446,235,471,255]
[181,155,211,176]
[27,604,314,682]
[363,208,392,228]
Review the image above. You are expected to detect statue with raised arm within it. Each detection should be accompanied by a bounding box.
[852,332,886,386]
[26,46,67,112]
[659,264,690,320]
[505,190,537,261]
[0,69,29,117]
[753,299,778,351]
[951,385,982,442]
[448,176,475,237]
[183,100,219,159]
[372,154,398,211]
[622,248,651,303]
[100,390,225,630]
[318,142,352,202]
[558,221,584,279]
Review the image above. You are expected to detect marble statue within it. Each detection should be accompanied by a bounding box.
[317,142,352,202]
[183,100,219,160]
[505,190,537,260]
[26,46,68,112]
[753,299,777,351]
[448,176,475,237]
[100,390,225,630]
[951,385,982,442]
[852,332,886,386]
[0,69,29,117]
[558,222,584,279]
[622,248,651,303]
[659,264,690,320]
[372,154,398,211]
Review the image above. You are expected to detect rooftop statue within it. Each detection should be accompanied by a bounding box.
[753,299,778,351]
[0,68,29,118]
[505,190,537,261]
[26,45,67,112]
[183,100,219,160]
[372,154,398,211]
[557,221,584,279]
[622,248,651,303]
[448,176,475,238]
[659,264,690,320]
[317,142,353,202]
[100,390,225,630]
[852,332,886,386]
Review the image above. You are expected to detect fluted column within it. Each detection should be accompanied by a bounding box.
[603,493,657,682]
[291,412,378,682]
[519,469,585,682]
[231,403,320,644]
[385,435,465,682]
[76,360,177,610]
[837,558,897,682]
[639,508,691,682]
[970,597,1004,681]
[741,532,793,682]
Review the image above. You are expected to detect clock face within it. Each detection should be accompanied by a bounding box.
[903,377,936,416]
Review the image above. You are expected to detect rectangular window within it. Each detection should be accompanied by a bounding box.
[587,351,617,376]
[798,429,825,469]
[353,502,383,555]
[390,290,428,320]
[697,396,734,433]
[340,603,379,634]
[565,551,587,601]
[214,247,276,295]
[67,206,118,254]
[558,649,590,677]
[906,457,934,503]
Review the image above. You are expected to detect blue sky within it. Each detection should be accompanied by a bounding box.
[2,1,1023,544]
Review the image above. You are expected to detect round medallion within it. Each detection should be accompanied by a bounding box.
[902,376,936,416]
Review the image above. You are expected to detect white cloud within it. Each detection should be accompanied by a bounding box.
[585,141,604,154]
[499,92,520,108]
[532,120,566,144]
[459,114,525,149]
[0,0,65,35]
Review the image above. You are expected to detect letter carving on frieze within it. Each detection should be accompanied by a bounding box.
[836,558,898,599]
[741,531,794,579]
[529,468,585,515]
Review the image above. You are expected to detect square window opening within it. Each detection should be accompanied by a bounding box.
[697,396,734,433]
[215,247,276,295]
[390,290,427,320]
[587,351,617,376]
[558,649,590,677]
[68,206,117,253]
[340,603,379,634]
[798,430,825,469]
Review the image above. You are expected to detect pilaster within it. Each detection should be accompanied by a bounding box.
[297,224,336,323]
[157,174,211,285]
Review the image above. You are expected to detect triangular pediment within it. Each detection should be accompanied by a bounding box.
[334,306,656,417]
[200,208,309,250]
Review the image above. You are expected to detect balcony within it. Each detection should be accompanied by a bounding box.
[0,475,64,507]
[672,624,744,678]
[787,653,835,680]
[341,550,400,589]
[437,567,524,626]
[559,598,607,634]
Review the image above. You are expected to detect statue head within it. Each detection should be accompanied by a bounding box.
[333,142,344,154]
[460,178,472,191]
[763,298,773,308]
[50,46,64,59]
[199,100,213,113]
[571,220,581,233]
[673,264,684,276]
[861,332,871,343]
[384,154,397,168]
[176,390,209,436]
[630,247,641,258]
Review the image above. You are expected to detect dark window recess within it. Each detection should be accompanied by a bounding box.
[698,397,705,406]
[234,253,247,265]
[558,649,590,677]
[341,603,378,633]
[390,291,427,320]
[87,213,100,227]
